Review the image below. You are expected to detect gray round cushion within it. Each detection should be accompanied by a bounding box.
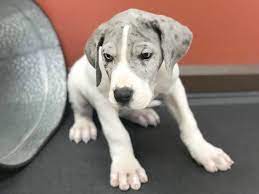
[0,0,67,168]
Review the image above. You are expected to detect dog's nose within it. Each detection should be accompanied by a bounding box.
[114,87,133,104]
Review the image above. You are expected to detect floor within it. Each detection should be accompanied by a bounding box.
[0,98,259,194]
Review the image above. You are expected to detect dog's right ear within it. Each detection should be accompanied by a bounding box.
[85,23,107,86]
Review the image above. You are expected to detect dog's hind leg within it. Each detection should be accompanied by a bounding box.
[119,108,160,127]
[68,79,97,144]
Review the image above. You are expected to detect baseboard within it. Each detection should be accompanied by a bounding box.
[180,65,259,92]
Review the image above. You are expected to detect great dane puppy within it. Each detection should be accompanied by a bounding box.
[68,9,234,191]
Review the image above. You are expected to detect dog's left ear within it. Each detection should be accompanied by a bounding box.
[151,16,193,75]
[85,23,108,86]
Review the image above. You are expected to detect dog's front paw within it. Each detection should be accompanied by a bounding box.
[69,118,97,144]
[188,139,234,172]
[110,155,148,191]
[124,108,160,127]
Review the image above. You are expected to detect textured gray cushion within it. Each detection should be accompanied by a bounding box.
[0,0,66,168]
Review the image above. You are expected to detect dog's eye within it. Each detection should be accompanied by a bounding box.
[140,51,152,60]
[103,53,114,62]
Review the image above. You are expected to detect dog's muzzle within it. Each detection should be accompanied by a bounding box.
[113,87,133,105]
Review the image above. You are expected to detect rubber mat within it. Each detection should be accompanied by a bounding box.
[0,93,258,194]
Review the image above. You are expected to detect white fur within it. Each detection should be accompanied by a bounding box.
[164,78,234,172]
[68,25,233,191]
[120,25,130,64]
[120,108,160,127]
[69,114,97,143]
[154,61,179,95]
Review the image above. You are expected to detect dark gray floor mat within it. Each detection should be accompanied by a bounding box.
[0,99,259,194]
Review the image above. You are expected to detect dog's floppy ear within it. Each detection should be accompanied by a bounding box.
[151,16,192,75]
[85,23,107,86]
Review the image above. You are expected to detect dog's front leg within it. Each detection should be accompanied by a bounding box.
[76,80,148,190]
[163,78,234,172]
[68,61,147,191]
[95,101,148,190]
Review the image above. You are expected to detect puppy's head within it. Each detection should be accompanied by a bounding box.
[85,9,192,109]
